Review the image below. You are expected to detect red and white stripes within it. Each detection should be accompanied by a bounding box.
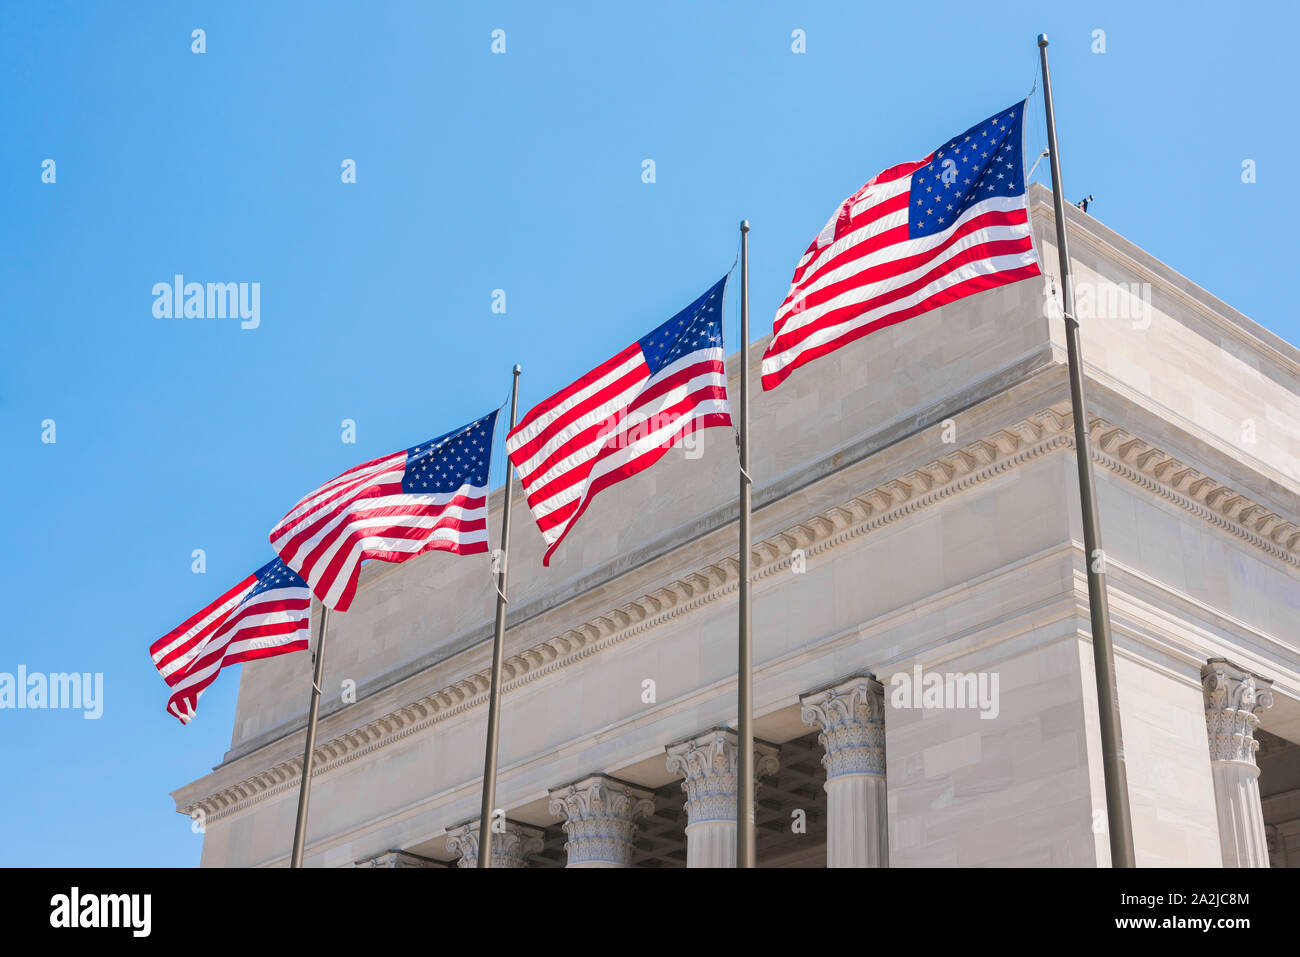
[507,340,729,566]
[269,448,490,612]
[761,157,1039,390]
[150,568,309,724]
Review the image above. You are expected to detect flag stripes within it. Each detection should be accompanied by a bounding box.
[761,102,1041,390]
[150,100,1054,728]
[269,411,498,611]
[507,276,731,565]
[150,558,310,724]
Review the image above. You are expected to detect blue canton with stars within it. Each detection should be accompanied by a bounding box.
[908,102,1026,239]
[637,274,728,376]
[248,557,307,600]
[401,409,499,494]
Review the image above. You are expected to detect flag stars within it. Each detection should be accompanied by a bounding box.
[909,108,1025,238]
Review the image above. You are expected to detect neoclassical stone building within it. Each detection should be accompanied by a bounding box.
[173,185,1300,867]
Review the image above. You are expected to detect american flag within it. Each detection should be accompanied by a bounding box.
[150,558,310,724]
[761,101,1041,391]
[270,410,499,611]
[507,276,732,566]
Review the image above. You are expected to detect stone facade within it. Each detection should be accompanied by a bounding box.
[172,185,1300,867]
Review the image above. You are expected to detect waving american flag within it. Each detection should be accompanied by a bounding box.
[507,276,732,566]
[150,557,310,724]
[761,101,1041,390]
[270,410,499,611]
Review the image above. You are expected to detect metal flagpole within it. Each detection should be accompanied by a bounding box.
[736,220,756,868]
[477,364,522,868]
[1037,33,1136,868]
[290,601,330,867]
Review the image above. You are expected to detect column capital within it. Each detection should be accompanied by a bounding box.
[445,819,546,868]
[1202,659,1274,766]
[664,728,779,825]
[547,774,655,867]
[354,849,445,868]
[800,673,886,778]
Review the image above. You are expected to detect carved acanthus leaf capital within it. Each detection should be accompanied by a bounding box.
[445,819,546,868]
[665,729,779,824]
[547,775,655,867]
[354,849,444,868]
[800,673,887,778]
[1202,659,1274,766]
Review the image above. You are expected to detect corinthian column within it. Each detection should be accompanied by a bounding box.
[445,819,545,868]
[1202,659,1274,868]
[800,673,888,868]
[664,728,779,868]
[548,774,655,867]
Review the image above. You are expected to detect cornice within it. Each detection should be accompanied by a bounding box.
[1089,420,1300,562]
[179,405,1299,823]
[1027,185,1300,380]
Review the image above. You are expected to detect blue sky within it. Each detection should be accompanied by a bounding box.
[1,1,1294,866]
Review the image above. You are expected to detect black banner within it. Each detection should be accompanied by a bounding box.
[2,866,1289,945]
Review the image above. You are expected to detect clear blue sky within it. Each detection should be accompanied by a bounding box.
[2,1,1294,867]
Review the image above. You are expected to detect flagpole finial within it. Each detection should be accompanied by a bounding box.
[513,364,521,375]
[1037,33,1049,46]
[740,219,749,232]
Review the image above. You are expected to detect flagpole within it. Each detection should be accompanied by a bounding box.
[1037,33,1136,868]
[477,364,522,868]
[290,601,329,868]
[736,219,756,868]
